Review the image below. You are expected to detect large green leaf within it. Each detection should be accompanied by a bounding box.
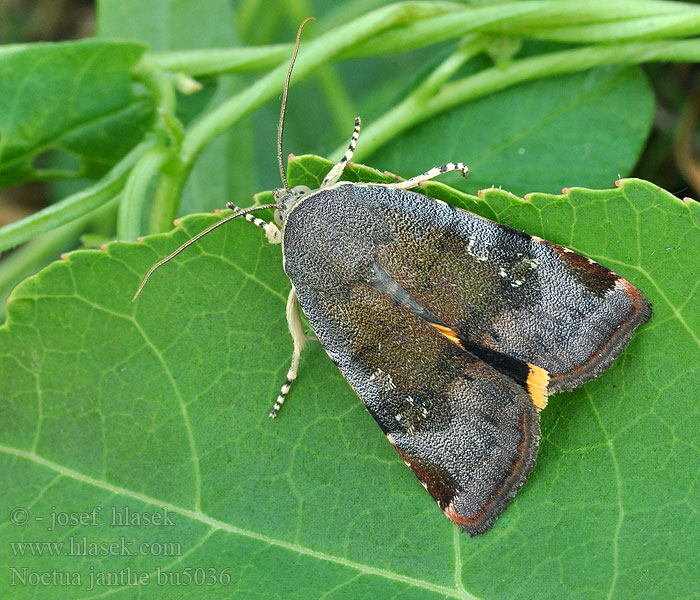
[0,40,154,187]
[1,157,697,599]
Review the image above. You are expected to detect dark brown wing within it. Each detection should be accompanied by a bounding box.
[282,183,649,532]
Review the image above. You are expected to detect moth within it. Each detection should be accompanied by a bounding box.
[134,19,652,535]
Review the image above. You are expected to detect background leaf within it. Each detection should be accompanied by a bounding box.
[371,64,655,196]
[0,40,154,187]
[1,158,697,599]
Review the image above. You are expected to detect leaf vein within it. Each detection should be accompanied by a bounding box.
[0,445,477,600]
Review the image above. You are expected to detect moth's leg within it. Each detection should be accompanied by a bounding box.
[269,286,307,418]
[226,203,281,244]
[321,117,361,188]
[381,162,469,190]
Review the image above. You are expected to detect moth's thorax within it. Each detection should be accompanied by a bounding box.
[281,183,393,293]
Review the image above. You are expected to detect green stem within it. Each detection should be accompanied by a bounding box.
[143,1,700,76]
[524,13,700,43]
[146,44,291,77]
[147,155,185,234]
[358,0,700,56]
[0,140,156,254]
[352,38,700,162]
[150,1,454,232]
[133,64,177,114]
[179,3,440,167]
[432,38,700,118]
[117,145,171,241]
[331,35,489,160]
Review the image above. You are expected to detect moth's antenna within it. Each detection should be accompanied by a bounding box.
[278,16,315,192]
[132,203,277,302]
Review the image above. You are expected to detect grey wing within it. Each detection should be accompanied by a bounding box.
[355,185,651,393]
[279,182,648,533]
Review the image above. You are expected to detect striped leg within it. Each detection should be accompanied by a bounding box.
[269,287,306,418]
[226,203,281,244]
[381,162,468,190]
[322,117,361,188]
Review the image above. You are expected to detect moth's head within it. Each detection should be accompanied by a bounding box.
[273,184,311,226]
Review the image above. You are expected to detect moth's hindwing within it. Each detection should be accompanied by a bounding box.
[281,183,651,533]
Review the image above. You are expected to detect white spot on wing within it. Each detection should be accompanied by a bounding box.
[369,368,396,391]
[466,237,489,262]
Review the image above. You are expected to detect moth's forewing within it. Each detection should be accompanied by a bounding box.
[281,183,650,533]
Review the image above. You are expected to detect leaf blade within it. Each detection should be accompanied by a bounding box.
[1,165,697,598]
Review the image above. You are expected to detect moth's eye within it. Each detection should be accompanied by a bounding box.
[274,209,284,227]
[292,185,310,194]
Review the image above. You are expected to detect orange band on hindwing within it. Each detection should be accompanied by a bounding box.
[527,363,549,410]
[429,322,550,410]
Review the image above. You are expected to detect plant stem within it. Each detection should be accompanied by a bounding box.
[0,140,155,254]
[134,66,177,114]
[359,0,700,56]
[331,35,489,160]
[147,154,185,234]
[146,44,291,77]
[118,145,171,241]
[143,1,700,75]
